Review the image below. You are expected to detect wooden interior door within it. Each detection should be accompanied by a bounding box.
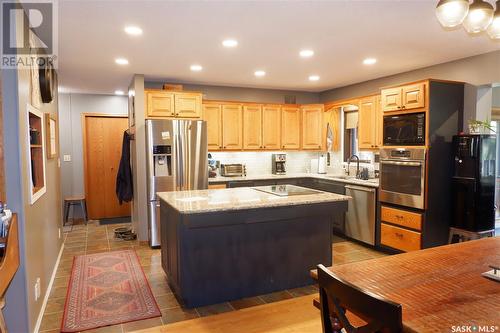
[84,116,130,219]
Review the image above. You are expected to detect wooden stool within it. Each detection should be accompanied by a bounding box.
[448,227,495,244]
[63,197,88,226]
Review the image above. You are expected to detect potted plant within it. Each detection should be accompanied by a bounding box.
[468,119,496,134]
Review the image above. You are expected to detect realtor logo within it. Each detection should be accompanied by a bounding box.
[1,0,58,68]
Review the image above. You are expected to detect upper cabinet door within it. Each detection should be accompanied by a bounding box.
[262,105,281,150]
[281,106,301,149]
[381,88,402,112]
[222,104,243,150]
[174,92,202,118]
[301,105,323,150]
[202,103,222,151]
[402,83,425,110]
[146,91,175,118]
[243,105,262,150]
[358,97,376,149]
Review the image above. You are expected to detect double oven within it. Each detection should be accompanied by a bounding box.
[380,112,427,210]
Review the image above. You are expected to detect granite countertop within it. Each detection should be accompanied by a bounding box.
[208,173,380,188]
[157,185,350,214]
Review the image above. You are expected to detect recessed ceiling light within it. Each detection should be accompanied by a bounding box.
[363,58,377,65]
[309,75,320,81]
[115,90,125,95]
[222,39,238,48]
[190,64,203,71]
[300,49,314,58]
[115,58,129,65]
[254,70,266,77]
[124,26,143,36]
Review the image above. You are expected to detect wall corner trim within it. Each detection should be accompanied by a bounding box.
[33,242,65,333]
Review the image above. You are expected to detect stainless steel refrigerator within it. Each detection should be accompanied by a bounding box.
[146,119,208,247]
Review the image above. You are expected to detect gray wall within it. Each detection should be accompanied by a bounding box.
[319,50,500,102]
[145,81,320,104]
[493,86,500,108]
[129,75,148,241]
[58,93,128,204]
[2,14,63,332]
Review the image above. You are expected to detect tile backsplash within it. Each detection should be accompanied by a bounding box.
[209,150,376,176]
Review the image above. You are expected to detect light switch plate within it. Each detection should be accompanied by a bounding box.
[63,155,71,162]
[34,278,41,301]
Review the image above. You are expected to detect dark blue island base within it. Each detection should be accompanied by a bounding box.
[160,200,347,308]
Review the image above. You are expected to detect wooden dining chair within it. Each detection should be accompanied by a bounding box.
[317,264,403,333]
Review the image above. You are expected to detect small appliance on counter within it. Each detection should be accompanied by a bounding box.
[272,154,286,175]
[220,164,246,177]
[452,134,496,232]
[318,154,327,174]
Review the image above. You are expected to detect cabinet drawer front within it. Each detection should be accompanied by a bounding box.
[381,206,422,230]
[381,223,421,252]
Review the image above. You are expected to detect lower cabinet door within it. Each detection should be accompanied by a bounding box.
[381,223,421,252]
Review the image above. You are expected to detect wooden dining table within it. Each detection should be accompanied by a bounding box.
[311,237,500,333]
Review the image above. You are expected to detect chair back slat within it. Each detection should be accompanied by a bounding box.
[317,264,403,333]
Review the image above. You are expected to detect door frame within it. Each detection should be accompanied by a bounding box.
[81,113,129,218]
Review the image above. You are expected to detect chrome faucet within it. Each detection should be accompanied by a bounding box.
[347,155,360,178]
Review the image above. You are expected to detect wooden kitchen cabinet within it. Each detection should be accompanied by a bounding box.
[281,106,301,149]
[262,105,281,150]
[358,95,382,150]
[402,83,426,110]
[381,223,421,252]
[175,92,202,118]
[381,82,426,112]
[301,104,323,150]
[243,104,262,149]
[202,103,223,151]
[145,90,202,118]
[146,90,175,117]
[222,104,243,150]
[323,106,341,152]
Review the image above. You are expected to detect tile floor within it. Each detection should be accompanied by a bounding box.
[39,221,387,333]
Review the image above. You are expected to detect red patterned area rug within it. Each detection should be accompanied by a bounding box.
[61,250,161,332]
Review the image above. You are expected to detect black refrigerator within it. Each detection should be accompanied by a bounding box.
[452,134,496,231]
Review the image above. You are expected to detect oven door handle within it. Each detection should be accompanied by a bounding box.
[380,160,423,167]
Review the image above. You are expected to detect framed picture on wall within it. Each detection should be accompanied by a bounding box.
[45,113,58,159]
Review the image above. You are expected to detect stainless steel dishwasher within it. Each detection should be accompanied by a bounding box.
[344,184,376,245]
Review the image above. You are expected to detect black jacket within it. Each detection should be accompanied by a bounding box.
[116,131,133,204]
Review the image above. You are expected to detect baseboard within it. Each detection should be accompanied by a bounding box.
[33,242,65,333]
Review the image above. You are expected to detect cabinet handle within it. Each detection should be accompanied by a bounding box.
[263,146,266,148]
[397,106,402,109]
[260,146,263,148]
[402,105,406,109]
[395,232,404,238]
[282,145,285,149]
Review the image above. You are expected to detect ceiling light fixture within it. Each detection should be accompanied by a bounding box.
[190,64,203,71]
[463,0,494,33]
[222,39,238,48]
[124,25,143,36]
[115,58,129,65]
[487,0,500,38]
[435,0,469,27]
[363,58,377,65]
[309,75,320,81]
[299,49,314,58]
[436,0,498,40]
[115,90,125,95]
[254,70,266,77]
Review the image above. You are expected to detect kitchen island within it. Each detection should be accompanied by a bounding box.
[158,185,349,308]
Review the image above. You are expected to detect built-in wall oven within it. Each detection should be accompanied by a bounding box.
[383,112,425,146]
[379,148,426,209]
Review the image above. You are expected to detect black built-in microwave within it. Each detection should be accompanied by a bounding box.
[383,112,425,146]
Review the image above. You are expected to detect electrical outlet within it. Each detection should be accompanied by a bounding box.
[63,154,71,162]
[34,278,41,301]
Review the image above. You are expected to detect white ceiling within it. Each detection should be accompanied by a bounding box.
[57,0,500,94]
